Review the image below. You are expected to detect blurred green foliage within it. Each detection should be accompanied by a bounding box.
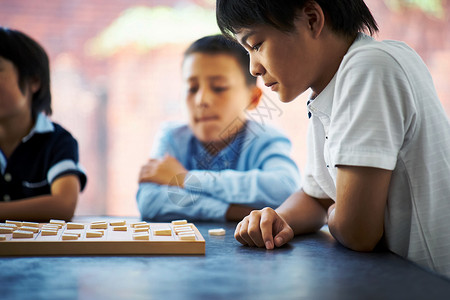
[385,0,445,18]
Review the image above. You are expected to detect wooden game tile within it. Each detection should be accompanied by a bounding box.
[0,227,14,234]
[175,229,195,235]
[41,230,58,236]
[171,220,188,226]
[172,223,194,230]
[130,221,147,228]
[208,228,226,236]
[21,226,39,233]
[5,220,22,227]
[153,228,172,236]
[21,221,39,228]
[174,226,193,233]
[113,226,127,231]
[49,219,66,226]
[0,223,18,230]
[66,223,85,229]
[134,224,150,229]
[62,233,79,240]
[0,235,6,241]
[178,233,196,241]
[133,233,149,240]
[86,231,103,238]
[12,230,34,238]
[110,220,126,226]
[133,228,148,233]
[42,225,60,230]
[90,222,108,229]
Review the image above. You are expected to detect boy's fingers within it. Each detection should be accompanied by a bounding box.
[237,217,255,247]
[260,209,275,249]
[234,222,247,245]
[248,211,264,247]
[273,226,294,248]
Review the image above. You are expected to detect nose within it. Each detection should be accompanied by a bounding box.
[249,56,265,77]
[194,87,211,107]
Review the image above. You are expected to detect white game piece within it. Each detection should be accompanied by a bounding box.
[134,228,148,233]
[62,233,79,240]
[133,233,149,240]
[154,228,172,236]
[86,231,103,238]
[0,227,14,234]
[113,226,127,231]
[208,228,226,236]
[21,221,39,228]
[90,222,108,229]
[12,230,34,238]
[66,223,85,229]
[6,220,22,227]
[178,233,196,241]
[110,220,126,226]
[41,230,58,236]
[171,220,188,226]
[50,219,65,226]
[21,226,40,233]
[0,235,6,241]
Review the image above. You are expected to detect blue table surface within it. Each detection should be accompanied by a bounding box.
[1,217,450,300]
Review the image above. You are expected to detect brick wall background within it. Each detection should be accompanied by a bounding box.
[1,0,449,216]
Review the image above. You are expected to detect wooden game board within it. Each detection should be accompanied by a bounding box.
[0,220,205,256]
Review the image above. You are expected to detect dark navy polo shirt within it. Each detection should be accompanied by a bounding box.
[0,114,87,202]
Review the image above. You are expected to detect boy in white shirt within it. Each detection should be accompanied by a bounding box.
[216,0,450,278]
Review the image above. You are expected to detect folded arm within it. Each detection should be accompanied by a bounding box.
[0,175,80,222]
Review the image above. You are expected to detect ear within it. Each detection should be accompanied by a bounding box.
[246,85,262,110]
[302,1,325,39]
[29,78,41,94]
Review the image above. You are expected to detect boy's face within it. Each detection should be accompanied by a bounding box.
[0,56,32,121]
[235,21,323,103]
[182,53,257,144]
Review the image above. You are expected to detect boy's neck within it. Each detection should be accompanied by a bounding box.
[0,113,34,158]
[311,32,357,96]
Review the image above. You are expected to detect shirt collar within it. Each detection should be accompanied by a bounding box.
[22,113,54,143]
[308,33,374,119]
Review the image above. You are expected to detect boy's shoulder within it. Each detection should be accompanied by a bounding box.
[158,121,192,137]
[346,33,417,63]
[31,114,77,143]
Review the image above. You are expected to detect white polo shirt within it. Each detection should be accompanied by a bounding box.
[303,33,450,278]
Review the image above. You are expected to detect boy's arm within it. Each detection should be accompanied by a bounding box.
[186,138,300,208]
[136,182,230,221]
[234,189,332,248]
[0,175,80,222]
[327,166,391,251]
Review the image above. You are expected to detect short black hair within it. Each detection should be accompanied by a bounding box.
[183,34,257,86]
[0,27,52,119]
[216,0,378,40]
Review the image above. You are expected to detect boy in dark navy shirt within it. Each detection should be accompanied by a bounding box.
[0,27,87,221]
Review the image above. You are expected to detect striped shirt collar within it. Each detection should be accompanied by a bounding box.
[22,113,55,143]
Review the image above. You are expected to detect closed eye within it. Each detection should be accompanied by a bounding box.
[212,86,229,93]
